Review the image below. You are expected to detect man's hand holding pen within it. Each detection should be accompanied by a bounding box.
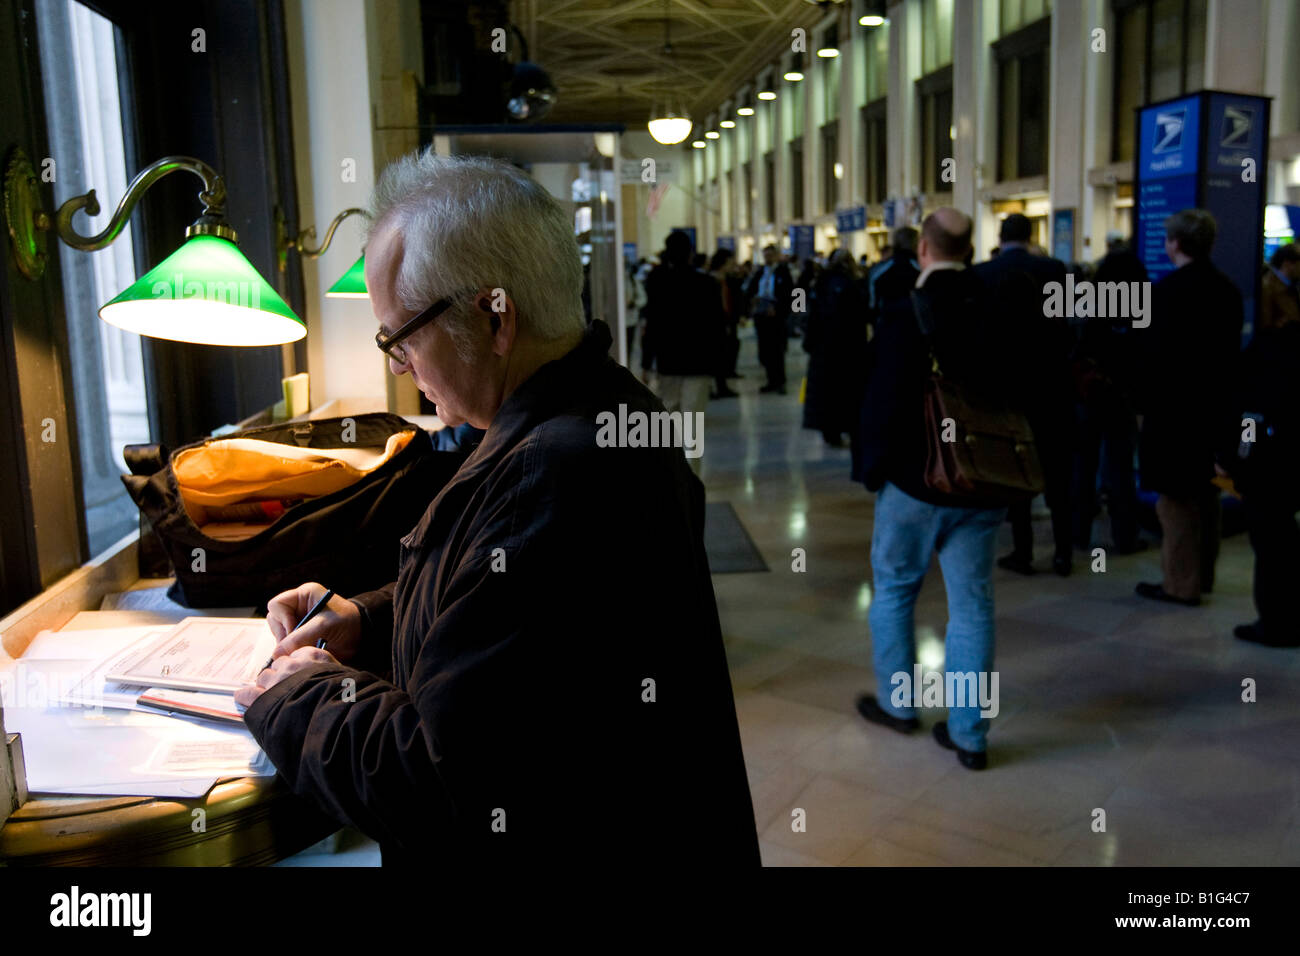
[234,582,363,708]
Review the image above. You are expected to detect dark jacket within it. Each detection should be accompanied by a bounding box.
[245,321,760,866]
[866,251,920,315]
[641,262,726,376]
[973,246,1074,418]
[853,266,1007,504]
[1137,259,1243,495]
[743,262,794,319]
[803,270,869,435]
[1223,321,1300,504]
[1076,247,1149,404]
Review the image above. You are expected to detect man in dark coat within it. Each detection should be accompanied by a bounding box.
[866,227,920,316]
[854,208,1010,770]
[1135,208,1243,605]
[641,230,726,472]
[974,213,1075,576]
[803,249,868,446]
[743,244,794,393]
[1072,234,1148,553]
[1222,320,1300,646]
[850,229,920,483]
[235,152,760,866]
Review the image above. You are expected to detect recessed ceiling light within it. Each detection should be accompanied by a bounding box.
[859,15,886,27]
[737,106,755,116]
[816,48,839,58]
[783,71,804,82]
[705,130,720,139]
[757,90,777,100]
[691,140,706,148]
[720,119,736,128]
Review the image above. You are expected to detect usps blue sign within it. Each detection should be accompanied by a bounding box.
[1207,93,1266,174]
[1138,94,1200,180]
[835,206,866,233]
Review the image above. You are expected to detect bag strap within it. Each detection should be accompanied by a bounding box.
[910,290,942,376]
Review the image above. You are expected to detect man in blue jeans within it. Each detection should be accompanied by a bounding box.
[852,208,1011,770]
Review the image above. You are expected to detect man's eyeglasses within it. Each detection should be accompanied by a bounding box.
[374,296,455,364]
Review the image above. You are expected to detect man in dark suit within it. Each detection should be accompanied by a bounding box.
[974,213,1075,576]
[743,244,794,393]
[1135,209,1243,605]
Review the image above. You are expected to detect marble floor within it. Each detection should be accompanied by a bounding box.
[280,332,1299,867]
[706,336,1300,867]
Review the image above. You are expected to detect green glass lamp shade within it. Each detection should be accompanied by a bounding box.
[326,254,368,298]
[99,235,305,346]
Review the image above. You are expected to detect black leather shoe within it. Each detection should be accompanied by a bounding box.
[1234,622,1300,648]
[759,383,786,394]
[713,386,739,399]
[932,722,987,770]
[1052,554,1072,577]
[997,553,1035,575]
[855,694,919,734]
[1135,581,1200,606]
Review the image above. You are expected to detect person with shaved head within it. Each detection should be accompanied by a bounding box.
[853,207,1012,770]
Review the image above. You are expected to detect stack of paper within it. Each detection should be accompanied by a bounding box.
[0,620,277,798]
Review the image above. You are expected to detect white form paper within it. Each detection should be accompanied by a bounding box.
[2,624,274,797]
[104,617,275,693]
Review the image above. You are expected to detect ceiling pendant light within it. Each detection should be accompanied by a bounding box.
[647,0,692,145]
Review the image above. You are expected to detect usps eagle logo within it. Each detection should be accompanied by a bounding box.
[1220,106,1253,148]
[1153,109,1185,153]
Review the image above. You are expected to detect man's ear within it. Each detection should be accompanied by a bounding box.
[475,287,517,355]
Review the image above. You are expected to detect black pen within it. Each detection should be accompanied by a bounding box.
[262,588,335,671]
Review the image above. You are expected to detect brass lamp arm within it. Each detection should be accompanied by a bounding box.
[293,208,366,258]
[55,155,229,251]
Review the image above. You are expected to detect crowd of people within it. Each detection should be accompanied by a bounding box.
[632,208,1300,769]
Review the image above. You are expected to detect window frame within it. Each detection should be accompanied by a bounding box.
[993,17,1052,181]
[1110,0,1206,162]
[916,65,954,195]
[861,98,888,205]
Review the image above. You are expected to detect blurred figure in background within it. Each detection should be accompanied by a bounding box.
[641,230,725,472]
[743,244,794,394]
[976,213,1075,577]
[803,249,868,447]
[1221,316,1300,646]
[708,248,740,399]
[866,227,920,317]
[1135,209,1242,606]
[1259,244,1300,334]
[1071,232,1148,554]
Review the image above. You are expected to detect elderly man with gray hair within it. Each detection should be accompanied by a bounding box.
[236,151,760,866]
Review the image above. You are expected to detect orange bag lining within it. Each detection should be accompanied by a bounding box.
[173,429,415,526]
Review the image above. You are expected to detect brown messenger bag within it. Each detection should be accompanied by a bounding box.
[911,290,1045,505]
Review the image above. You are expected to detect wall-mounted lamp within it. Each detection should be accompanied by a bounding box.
[277,206,368,298]
[3,149,304,346]
[326,255,368,298]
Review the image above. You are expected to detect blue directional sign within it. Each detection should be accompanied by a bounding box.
[835,206,866,233]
